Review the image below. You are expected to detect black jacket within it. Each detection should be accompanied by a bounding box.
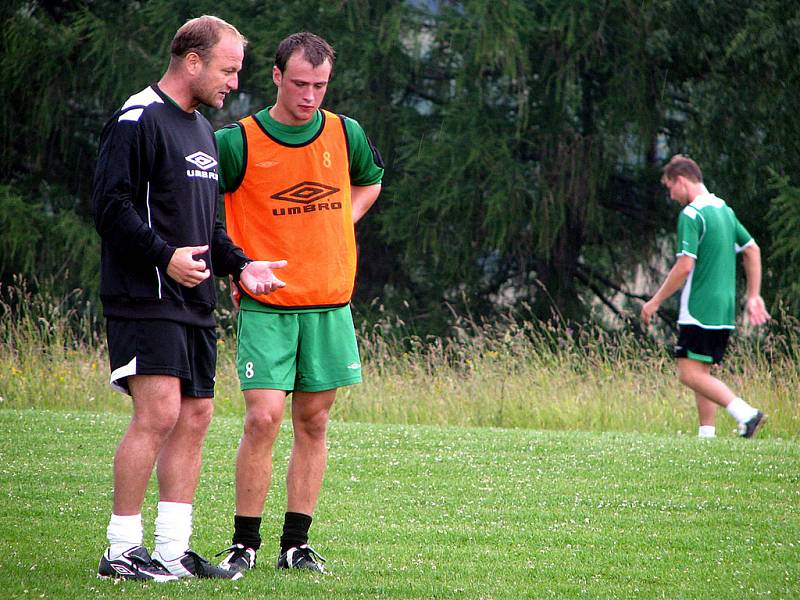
[92,85,248,326]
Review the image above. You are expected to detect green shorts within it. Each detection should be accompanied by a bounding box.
[236,304,362,392]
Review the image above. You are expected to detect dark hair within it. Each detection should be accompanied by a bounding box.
[662,155,703,183]
[274,32,335,73]
[171,15,247,60]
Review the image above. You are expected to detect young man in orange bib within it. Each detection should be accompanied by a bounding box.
[215,32,384,574]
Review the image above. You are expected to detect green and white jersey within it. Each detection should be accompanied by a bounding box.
[676,191,753,329]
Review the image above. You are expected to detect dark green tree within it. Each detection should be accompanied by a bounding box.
[2,0,799,332]
[382,0,672,326]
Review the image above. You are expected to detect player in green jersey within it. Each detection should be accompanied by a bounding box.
[641,155,770,439]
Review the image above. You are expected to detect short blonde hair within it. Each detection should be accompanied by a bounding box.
[171,15,247,60]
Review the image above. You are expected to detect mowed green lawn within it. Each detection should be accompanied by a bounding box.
[0,410,797,599]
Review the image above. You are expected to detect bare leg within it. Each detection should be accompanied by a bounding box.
[112,375,181,515]
[694,392,718,427]
[677,358,735,408]
[287,389,336,515]
[157,395,214,503]
[234,389,286,516]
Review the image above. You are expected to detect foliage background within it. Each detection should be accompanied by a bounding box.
[2,0,799,333]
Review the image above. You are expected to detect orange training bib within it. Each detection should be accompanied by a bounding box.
[225,110,356,309]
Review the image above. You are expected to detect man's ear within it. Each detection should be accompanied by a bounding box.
[272,65,282,87]
[185,51,203,76]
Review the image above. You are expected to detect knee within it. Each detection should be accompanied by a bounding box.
[132,405,180,438]
[295,409,330,441]
[184,399,214,432]
[243,408,283,441]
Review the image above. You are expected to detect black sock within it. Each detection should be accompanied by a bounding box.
[232,515,262,551]
[280,512,312,553]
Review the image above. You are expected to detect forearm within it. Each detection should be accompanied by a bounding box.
[741,244,770,325]
[742,244,762,299]
[210,218,249,277]
[650,258,692,304]
[351,183,381,224]
[641,254,694,325]
[93,190,175,270]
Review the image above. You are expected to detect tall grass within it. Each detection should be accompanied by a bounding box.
[1,279,798,437]
[340,311,800,437]
[0,276,125,412]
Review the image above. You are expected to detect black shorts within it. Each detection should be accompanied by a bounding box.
[106,318,217,397]
[674,325,731,365]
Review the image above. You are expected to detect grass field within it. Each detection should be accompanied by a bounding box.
[1,410,798,599]
[1,283,799,597]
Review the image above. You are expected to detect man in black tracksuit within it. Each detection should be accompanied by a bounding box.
[92,15,285,582]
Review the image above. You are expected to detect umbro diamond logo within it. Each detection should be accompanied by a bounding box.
[185,151,217,170]
[185,151,218,180]
[271,181,339,205]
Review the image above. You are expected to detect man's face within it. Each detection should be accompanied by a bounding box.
[194,33,244,109]
[663,175,691,206]
[272,51,332,125]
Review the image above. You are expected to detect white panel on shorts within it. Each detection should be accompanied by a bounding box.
[109,356,137,395]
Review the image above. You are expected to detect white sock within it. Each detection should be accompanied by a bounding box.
[154,501,192,561]
[726,397,758,425]
[698,425,716,438]
[107,513,143,559]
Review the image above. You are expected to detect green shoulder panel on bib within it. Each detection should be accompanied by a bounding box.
[216,109,384,190]
[215,124,244,193]
[342,116,384,186]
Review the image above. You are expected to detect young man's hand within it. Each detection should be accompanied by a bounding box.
[239,260,288,297]
[640,298,660,326]
[745,295,770,326]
